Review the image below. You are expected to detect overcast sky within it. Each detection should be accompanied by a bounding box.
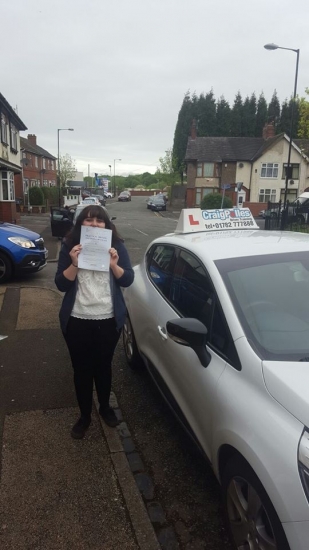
[2,0,308,177]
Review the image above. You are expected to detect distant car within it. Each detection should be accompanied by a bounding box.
[146,196,155,209]
[104,191,113,199]
[0,222,48,283]
[81,197,101,205]
[149,196,166,212]
[118,191,131,202]
[50,204,116,239]
[93,194,106,206]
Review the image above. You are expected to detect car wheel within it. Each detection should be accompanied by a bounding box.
[222,455,290,550]
[122,315,143,370]
[0,252,13,284]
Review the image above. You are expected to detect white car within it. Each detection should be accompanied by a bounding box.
[104,191,113,199]
[81,197,101,206]
[123,207,309,550]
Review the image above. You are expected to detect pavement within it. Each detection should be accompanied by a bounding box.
[0,217,160,550]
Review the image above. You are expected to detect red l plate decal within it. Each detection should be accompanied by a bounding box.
[188,214,199,226]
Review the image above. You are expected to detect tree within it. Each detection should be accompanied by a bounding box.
[158,148,174,174]
[242,93,257,137]
[255,92,268,137]
[172,91,193,183]
[216,96,231,136]
[197,90,216,136]
[298,88,309,138]
[200,193,232,209]
[267,90,280,129]
[231,91,243,136]
[59,153,76,187]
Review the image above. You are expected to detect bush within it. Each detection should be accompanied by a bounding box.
[200,193,233,210]
[29,186,44,206]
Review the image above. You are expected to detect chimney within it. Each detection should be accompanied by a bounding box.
[262,122,275,140]
[190,119,197,140]
[27,134,37,146]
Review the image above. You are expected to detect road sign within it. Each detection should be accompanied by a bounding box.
[221,184,231,190]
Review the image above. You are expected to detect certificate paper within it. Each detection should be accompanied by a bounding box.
[78,226,112,271]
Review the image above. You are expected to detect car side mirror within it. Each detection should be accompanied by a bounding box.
[166,318,211,368]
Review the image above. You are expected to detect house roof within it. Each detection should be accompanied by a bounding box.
[294,139,309,157]
[185,134,286,163]
[20,136,56,160]
[0,93,27,131]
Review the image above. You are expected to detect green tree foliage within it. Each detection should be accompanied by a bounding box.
[267,90,280,129]
[59,153,76,187]
[29,186,44,205]
[197,90,216,136]
[242,93,257,137]
[255,93,268,137]
[231,92,243,136]
[298,88,309,138]
[216,96,231,136]
[200,193,233,209]
[172,91,193,183]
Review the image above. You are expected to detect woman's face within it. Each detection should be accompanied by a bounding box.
[82,213,106,228]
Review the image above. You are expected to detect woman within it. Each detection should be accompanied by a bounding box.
[55,205,134,439]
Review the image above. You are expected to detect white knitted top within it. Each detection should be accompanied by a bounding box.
[71,269,113,320]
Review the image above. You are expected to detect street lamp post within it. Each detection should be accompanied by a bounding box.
[264,43,300,211]
[57,128,74,207]
[108,164,112,193]
[113,159,121,197]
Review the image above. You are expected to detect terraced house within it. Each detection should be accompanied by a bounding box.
[0,93,27,223]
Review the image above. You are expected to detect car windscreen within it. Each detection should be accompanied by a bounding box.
[216,252,309,361]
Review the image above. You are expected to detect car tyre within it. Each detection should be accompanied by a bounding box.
[123,314,143,370]
[222,455,290,550]
[0,252,13,284]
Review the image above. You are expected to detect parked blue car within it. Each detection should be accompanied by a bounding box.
[0,222,48,283]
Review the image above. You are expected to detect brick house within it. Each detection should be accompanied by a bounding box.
[0,93,27,223]
[185,121,309,215]
[15,134,57,204]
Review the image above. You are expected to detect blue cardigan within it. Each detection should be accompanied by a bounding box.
[55,239,134,334]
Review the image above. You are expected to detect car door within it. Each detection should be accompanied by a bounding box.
[148,246,240,459]
[50,207,73,238]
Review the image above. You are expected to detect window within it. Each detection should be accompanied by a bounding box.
[259,189,276,203]
[1,114,8,144]
[261,163,278,178]
[10,124,17,151]
[195,188,217,206]
[197,162,216,178]
[42,158,46,169]
[1,171,15,201]
[51,160,54,170]
[30,180,36,187]
[35,156,38,168]
[148,244,177,299]
[282,163,299,180]
[43,180,48,186]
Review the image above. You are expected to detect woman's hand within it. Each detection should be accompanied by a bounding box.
[109,247,119,268]
[109,247,124,279]
[69,244,82,267]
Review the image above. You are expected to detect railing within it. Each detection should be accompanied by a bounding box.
[264,200,309,232]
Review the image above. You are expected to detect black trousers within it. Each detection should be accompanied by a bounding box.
[64,316,120,418]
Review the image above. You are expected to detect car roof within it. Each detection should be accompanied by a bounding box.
[151,208,309,261]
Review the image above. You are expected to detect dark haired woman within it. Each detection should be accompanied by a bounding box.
[55,205,134,439]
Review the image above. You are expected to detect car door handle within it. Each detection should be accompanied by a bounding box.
[157,325,168,340]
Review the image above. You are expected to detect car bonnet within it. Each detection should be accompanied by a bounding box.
[262,361,309,427]
[0,223,40,241]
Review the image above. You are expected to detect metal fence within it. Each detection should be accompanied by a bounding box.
[264,200,309,232]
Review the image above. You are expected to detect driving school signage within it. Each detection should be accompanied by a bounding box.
[175,208,258,233]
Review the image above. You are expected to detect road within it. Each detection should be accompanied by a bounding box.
[8,198,235,549]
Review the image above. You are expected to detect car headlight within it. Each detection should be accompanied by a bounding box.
[298,430,309,500]
[8,236,35,248]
